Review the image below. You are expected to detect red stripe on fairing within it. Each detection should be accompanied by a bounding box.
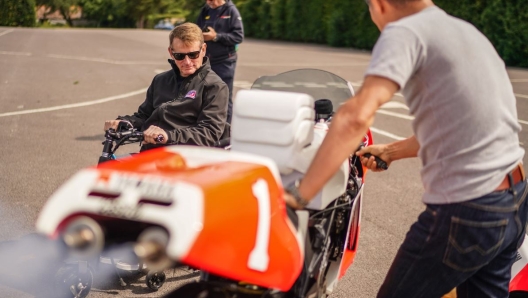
[338,129,372,278]
[339,224,361,279]
[511,264,528,292]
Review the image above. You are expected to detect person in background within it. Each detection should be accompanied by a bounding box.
[104,22,228,151]
[283,0,527,297]
[196,0,244,123]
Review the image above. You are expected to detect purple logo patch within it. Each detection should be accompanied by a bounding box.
[185,90,197,99]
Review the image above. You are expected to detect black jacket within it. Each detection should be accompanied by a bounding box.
[196,0,244,64]
[118,57,228,151]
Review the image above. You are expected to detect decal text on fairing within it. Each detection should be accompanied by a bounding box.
[96,173,176,201]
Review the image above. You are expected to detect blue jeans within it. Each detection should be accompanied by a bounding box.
[211,58,237,124]
[377,179,528,298]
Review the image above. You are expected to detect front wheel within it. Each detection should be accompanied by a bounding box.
[146,270,166,291]
[54,263,94,298]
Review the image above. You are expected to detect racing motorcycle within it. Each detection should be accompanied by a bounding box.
[35,69,374,298]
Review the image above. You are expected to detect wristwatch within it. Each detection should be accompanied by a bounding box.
[212,35,218,42]
[285,179,310,208]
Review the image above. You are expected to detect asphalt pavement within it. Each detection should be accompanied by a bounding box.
[1,27,528,298]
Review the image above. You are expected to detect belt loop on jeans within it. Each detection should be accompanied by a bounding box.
[509,172,518,199]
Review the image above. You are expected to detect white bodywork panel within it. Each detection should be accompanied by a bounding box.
[231,90,349,210]
[35,169,205,259]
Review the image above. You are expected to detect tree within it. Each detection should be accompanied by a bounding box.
[126,0,187,28]
[0,0,36,27]
[77,0,187,28]
[36,0,80,26]
[78,0,133,27]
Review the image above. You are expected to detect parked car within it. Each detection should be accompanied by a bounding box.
[154,20,174,30]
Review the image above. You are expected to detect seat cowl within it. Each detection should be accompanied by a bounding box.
[231,90,315,175]
[234,90,314,122]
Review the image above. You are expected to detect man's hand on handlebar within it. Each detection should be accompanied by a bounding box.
[356,144,391,172]
[143,125,168,144]
[104,120,132,132]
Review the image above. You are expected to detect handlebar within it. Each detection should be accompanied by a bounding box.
[105,129,164,144]
[362,153,389,170]
[98,128,164,164]
[356,144,389,171]
[213,138,231,148]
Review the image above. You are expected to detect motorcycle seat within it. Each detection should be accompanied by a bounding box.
[230,89,314,175]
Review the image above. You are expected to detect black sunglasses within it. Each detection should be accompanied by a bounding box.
[172,50,201,61]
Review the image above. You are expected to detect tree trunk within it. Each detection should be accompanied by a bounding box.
[136,15,145,28]
[59,7,73,27]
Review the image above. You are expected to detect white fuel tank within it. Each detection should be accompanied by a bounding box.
[282,122,349,210]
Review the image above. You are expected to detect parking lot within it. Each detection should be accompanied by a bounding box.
[1,27,528,297]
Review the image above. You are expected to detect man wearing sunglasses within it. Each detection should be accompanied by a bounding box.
[284,0,526,297]
[196,0,244,123]
[104,22,228,151]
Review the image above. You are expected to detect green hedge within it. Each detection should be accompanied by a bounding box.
[236,0,528,67]
[0,0,36,27]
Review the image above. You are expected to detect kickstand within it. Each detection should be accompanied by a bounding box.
[110,258,127,287]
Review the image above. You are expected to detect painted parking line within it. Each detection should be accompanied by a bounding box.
[0,51,31,56]
[0,88,147,118]
[369,127,405,141]
[376,109,414,120]
[376,108,528,127]
[47,54,165,65]
[381,101,409,110]
[0,29,14,37]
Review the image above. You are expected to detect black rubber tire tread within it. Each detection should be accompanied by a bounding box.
[53,264,94,298]
[146,270,166,291]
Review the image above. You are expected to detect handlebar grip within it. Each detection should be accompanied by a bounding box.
[363,153,389,170]
[214,138,231,148]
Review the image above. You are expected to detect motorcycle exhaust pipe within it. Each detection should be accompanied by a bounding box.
[62,216,104,257]
[134,227,173,271]
[63,228,94,249]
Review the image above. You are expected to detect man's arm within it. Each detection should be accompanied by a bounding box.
[195,6,206,30]
[215,6,244,46]
[290,76,399,206]
[164,82,228,146]
[116,84,155,129]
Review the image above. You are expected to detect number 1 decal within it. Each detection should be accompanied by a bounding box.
[248,179,271,272]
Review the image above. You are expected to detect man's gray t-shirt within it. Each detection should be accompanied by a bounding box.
[365,6,524,204]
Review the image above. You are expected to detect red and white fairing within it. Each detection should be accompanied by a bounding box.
[36,146,304,291]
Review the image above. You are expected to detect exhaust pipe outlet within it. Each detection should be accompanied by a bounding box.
[135,227,173,271]
[62,216,104,257]
[63,228,94,249]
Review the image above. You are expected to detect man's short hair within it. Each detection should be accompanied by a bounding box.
[169,22,204,46]
[387,0,422,6]
[366,0,422,6]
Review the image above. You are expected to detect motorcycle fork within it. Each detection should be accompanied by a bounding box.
[98,137,114,164]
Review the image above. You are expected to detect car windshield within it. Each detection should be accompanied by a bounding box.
[251,69,354,113]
